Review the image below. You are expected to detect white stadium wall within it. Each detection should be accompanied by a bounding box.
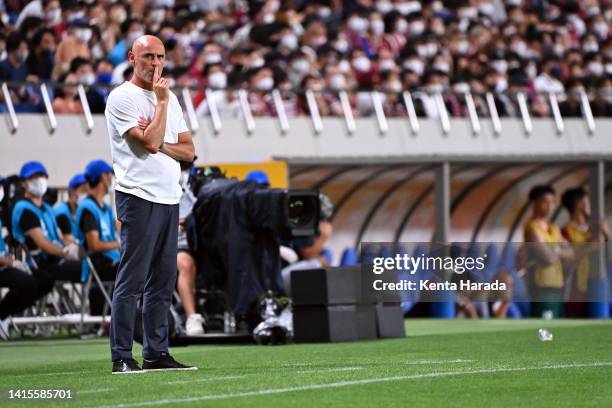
[1,115,611,263]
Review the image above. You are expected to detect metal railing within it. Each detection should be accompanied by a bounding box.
[1,81,608,138]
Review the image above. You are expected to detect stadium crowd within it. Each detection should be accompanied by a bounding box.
[0,0,610,117]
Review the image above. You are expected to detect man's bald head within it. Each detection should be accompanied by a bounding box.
[131,35,164,54]
[128,35,166,88]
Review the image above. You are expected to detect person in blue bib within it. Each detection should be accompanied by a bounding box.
[0,175,54,340]
[11,161,83,283]
[76,160,120,315]
[54,173,89,246]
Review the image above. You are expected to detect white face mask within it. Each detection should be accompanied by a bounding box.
[379,59,396,72]
[256,77,274,91]
[403,59,424,76]
[492,60,507,74]
[376,2,393,14]
[395,19,408,33]
[127,30,144,44]
[433,62,450,73]
[208,71,227,89]
[588,62,604,76]
[371,20,385,35]
[150,9,166,24]
[292,59,310,73]
[250,58,265,68]
[79,73,96,86]
[281,34,298,49]
[0,187,4,203]
[75,29,93,43]
[583,42,599,53]
[453,83,470,94]
[329,73,346,90]
[77,192,87,203]
[205,53,222,64]
[348,17,368,33]
[352,56,371,72]
[27,178,48,197]
[46,8,61,24]
[410,21,425,35]
[338,60,351,73]
[387,81,402,93]
[334,39,349,53]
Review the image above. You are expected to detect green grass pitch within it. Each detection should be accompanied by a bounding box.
[1,319,611,407]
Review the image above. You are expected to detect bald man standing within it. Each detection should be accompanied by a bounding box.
[105,35,196,374]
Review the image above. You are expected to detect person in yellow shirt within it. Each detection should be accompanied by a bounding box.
[560,187,610,317]
[522,185,591,318]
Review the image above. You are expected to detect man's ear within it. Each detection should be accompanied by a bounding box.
[127,50,135,64]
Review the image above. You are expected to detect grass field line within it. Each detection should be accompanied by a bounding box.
[165,375,247,385]
[10,370,96,378]
[79,388,114,395]
[86,361,612,408]
[296,367,364,374]
[402,359,476,365]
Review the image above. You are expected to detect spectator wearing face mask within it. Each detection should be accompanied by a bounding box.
[0,32,40,108]
[299,74,331,116]
[350,49,374,88]
[286,50,312,87]
[53,19,92,80]
[54,173,88,246]
[322,63,351,116]
[364,12,386,55]
[52,72,83,114]
[107,18,145,69]
[0,173,54,341]
[26,27,56,81]
[247,66,274,116]
[70,57,106,113]
[558,80,584,117]
[15,0,61,29]
[584,53,605,79]
[195,63,242,118]
[75,160,120,316]
[590,78,612,117]
[533,57,565,95]
[380,70,405,117]
[190,42,224,84]
[12,161,84,287]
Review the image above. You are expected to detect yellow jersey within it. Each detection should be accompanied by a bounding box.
[561,223,591,293]
[524,219,564,289]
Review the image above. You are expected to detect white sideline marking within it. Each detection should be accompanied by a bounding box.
[86,361,612,408]
[80,388,114,395]
[297,367,363,374]
[402,359,476,365]
[165,375,246,385]
[11,370,94,378]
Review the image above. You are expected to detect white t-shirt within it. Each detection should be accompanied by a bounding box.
[105,81,189,205]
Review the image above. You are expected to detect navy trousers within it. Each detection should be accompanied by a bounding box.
[110,191,178,361]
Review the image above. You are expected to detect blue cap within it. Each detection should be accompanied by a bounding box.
[245,170,269,186]
[20,161,48,179]
[0,175,4,183]
[68,173,87,190]
[84,160,113,182]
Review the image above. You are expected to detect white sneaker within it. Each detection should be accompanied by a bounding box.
[0,318,10,340]
[185,313,205,336]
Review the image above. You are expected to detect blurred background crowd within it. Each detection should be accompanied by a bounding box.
[0,0,610,118]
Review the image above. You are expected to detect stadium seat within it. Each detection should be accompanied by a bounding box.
[482,243,500,283]
[340,247,359,267]
[321,248,333,265]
